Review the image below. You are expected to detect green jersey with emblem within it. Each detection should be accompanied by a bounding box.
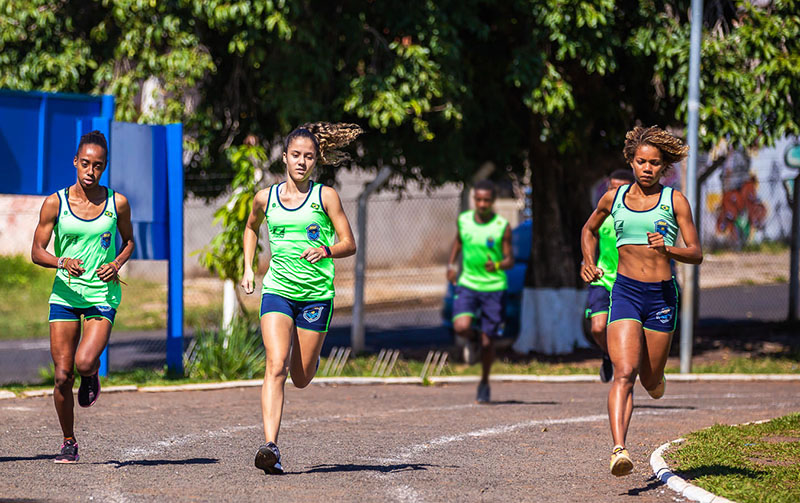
[457,210,508,292]
[49,187,122,309]
[591,216,618,292]
[262,182,335,301]
[611,184,677,248]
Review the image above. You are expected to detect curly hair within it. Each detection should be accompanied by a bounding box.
[76,130,108,158]
[623,126,689,168]
[284,122,364,166]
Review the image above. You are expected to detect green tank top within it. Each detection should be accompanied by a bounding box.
[49,187,122,309]
[591,215,618,292]
[457,210,508,292]
[262,182,335,301]
[611,184,677,248]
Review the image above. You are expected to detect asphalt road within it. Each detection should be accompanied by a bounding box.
[1,379,798,502]
[0,283,790,385]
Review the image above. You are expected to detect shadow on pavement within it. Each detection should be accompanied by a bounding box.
[298,462,438,474]
[675,464,763,480]
[102,458,219,468]
[0,454,56,463]
[625,478,663,496]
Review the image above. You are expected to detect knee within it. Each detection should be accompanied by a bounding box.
[53,367,75,391]
[612,364,637,386]
[264,358,288,382]
[292,375,311,389]
[590,325,605,342]
[74,356,95,376]
[453,319,472,337]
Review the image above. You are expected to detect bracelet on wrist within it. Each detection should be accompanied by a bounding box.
[323,245,332,257]
[494,261,501,270]
[57,257,65,269]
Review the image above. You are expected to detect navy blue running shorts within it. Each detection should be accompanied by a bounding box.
[608,273,679,333]
[584,284,611,319]
[49,303,116,325]
[452,285,506,338]
[260,293,333,333]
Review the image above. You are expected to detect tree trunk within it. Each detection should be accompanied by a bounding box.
[525,120,587,288]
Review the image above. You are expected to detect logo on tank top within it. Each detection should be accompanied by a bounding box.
[656,307,673,324]
[486,237,495,248]
[101,232,112,249]
[654,219,668,237]
[104,211,113,218]
[63,210,69,216]
[271,226,285,239]
[311,202,320,210]
[660,204,670,212]
[306,223,321,241]
[302,305,324,323]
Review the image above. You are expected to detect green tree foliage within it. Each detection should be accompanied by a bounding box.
[2,0,797,287]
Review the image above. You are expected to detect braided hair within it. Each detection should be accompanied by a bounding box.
[76,130,108,158]
[623,126,689,173]
[284,122,364,166]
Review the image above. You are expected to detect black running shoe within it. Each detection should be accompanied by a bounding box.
[78,373,100,408]
[476,381,491,404]
[54,439,79,464]
[254,442,283,474]
[600,353,613,383]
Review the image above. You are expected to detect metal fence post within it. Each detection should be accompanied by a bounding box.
[351,165,393,352]
[681,0,703,374]
[789,173,800,320]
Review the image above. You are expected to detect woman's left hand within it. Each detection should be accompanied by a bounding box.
[96,263,119,282]
[647,232,668,255]
[300,246,327,264]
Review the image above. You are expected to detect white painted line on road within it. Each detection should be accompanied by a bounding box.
[0,390,16,400]
[119,424,257,459]
[386,484,425,503]
[431,375,599,383]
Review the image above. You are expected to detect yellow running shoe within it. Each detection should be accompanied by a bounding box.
[610,446,633,476]
[645,375,666,399]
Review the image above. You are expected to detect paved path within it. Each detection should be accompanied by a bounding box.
[1,379,798,502]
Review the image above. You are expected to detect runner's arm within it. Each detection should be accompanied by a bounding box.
[241,188,269,294]
[580,190,614,283]
[30,194,61,269]
[648,190,703,265]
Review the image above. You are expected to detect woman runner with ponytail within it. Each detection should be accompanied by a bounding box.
[581,126,702,476]
[31,130,135,463]
[241,122,360,474]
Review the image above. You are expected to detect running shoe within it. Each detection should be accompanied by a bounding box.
[645,375,666,399]
[476,381,491,404]
[54,439,79,464]
[78,372,100,407]
[254,442,284,475]
[610,446,633,476]
[599,353,613,383]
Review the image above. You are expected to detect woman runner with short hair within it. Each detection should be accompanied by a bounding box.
[581,126,702,476]
[31,130,135,463]
[241,122,360,474]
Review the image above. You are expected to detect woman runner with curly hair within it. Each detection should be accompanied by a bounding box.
[241,122,361,474]
[580,126,702,476]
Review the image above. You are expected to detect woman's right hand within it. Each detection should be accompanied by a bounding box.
[580,263,604,284]
[240,268,255,295]
[64,258,85,277]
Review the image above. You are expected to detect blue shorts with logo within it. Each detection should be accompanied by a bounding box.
[452,285,506,338]
[608,273,679,333]
[260,293,333,332]
[49,303,117,325]
[584,284,611,319]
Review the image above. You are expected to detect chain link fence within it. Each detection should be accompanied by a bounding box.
[695,137,798,323]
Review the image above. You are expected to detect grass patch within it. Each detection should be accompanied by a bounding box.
[667,413,800,503]
[669,354,800,374]
[0,255,222,339]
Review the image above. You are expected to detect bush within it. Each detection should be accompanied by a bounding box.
[184,319,265,380]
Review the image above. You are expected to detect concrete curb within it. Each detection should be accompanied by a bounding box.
[1,373,798,399]
[651,439,736,503]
